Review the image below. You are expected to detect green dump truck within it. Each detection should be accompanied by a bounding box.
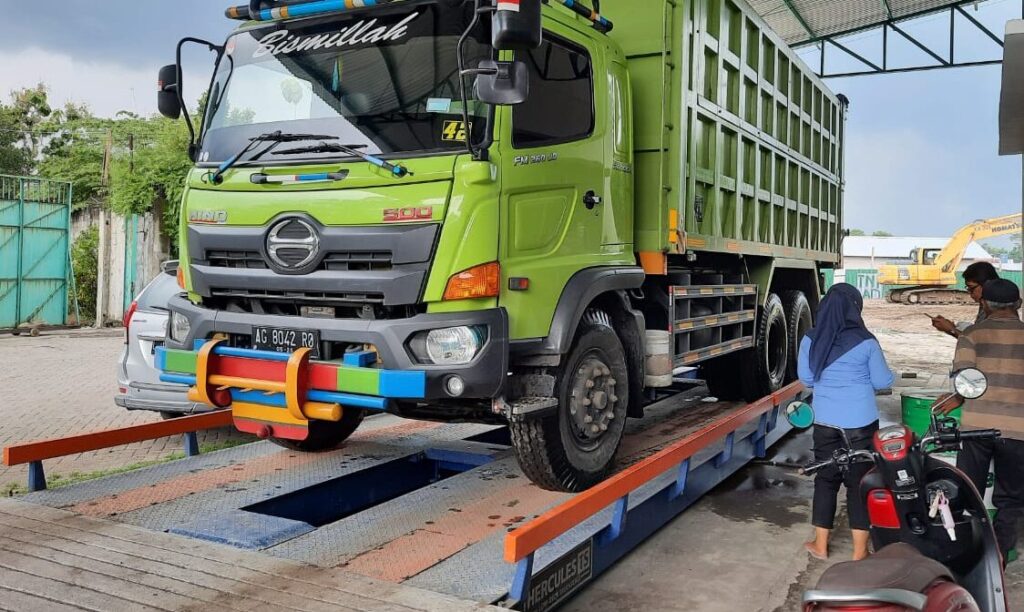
[157,0,845,491]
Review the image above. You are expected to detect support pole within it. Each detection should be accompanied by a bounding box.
[28,461,46,492]
[184,431,200,457]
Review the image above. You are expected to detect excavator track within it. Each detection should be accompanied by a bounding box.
[896,287,974,305]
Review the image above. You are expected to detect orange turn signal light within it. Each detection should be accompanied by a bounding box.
[177,266,186,289]
[443,262,500,301]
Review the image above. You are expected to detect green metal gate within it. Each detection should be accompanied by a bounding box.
[0,175,73,329]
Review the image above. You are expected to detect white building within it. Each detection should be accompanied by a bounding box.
[836,236,997,299]
[842,236,995,271]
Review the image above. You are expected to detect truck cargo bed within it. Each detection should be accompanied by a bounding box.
[605,0,844,262]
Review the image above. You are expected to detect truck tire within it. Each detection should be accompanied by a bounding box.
[509,310,629,492]
[270,409,365,452]
[701,354,744,401]
[738,293,789,401]
[781,290,812,382]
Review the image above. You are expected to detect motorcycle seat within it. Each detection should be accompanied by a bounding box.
[815,543,953,594]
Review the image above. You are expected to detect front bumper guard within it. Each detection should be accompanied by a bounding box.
[157,339,426,441]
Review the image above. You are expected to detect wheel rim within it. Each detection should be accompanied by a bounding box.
[566,352,620,451]
[766,315,787,383]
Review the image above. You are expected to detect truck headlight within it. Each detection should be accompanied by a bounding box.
[410,326,486,365]
[169,311,191,343]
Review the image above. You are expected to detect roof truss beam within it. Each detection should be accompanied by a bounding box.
[880,0,894,21]
[781,0,817,41]
[810,2,1018,78]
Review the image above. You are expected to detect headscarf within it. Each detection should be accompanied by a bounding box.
[803,283,875,381]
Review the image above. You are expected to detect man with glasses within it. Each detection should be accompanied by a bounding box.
[931,261,1001,338]
[947,278,1024,565]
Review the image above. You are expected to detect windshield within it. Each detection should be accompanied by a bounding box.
[199,1,490,164]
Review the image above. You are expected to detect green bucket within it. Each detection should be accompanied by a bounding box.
[901,390,962,437]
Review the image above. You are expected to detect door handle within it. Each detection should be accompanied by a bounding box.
[583,191,603,210]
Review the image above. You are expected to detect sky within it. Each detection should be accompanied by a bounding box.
[0,0,1020,240]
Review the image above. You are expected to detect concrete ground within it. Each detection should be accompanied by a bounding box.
[566,300,1024,611]
[0,328,251,490]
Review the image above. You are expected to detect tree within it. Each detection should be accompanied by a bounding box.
[983,235,1023,262]
[848,229,866,236]
[0,84,53,175]
[871,230,893,237]
[11,85,54,162]
[36,103,111,209]
[0,111,32,175]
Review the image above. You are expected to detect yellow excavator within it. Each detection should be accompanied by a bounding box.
[878,213,1022,305]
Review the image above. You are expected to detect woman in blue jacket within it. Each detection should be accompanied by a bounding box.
[798,283,894,561]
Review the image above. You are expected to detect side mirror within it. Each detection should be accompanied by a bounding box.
[492,0,542,51]
[474,60,529,105]
[158,64,182,120]
[785,401,815,430]
[954,368,988,400]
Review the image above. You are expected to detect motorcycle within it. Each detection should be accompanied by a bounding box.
[786,368,1008,612]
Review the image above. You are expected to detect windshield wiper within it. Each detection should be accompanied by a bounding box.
[273,142,412,178]
[209,131,337,184]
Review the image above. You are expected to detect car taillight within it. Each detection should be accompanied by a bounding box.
[123,300,138,344]
[867,489,900,529]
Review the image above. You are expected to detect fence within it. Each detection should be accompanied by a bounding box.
[0,175,74,330]
[827,268,1024,299]
[93,202,172,326]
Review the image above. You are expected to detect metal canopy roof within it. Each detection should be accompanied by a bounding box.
[748,0,990,47]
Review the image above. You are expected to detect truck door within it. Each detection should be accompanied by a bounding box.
[499,31,614,340]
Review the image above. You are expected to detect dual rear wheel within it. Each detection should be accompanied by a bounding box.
[704,290,812,402]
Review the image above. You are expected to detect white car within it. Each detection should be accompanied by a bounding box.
[116,262,207,418]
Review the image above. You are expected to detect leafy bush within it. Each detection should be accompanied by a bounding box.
[110,119,193,244]
[70,226,99,325]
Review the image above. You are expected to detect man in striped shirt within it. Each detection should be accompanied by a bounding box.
[951,278,1024,563]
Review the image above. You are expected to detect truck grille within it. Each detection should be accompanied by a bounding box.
[187,220,437,306]
[210,288,385,305]
[207,249,393,272]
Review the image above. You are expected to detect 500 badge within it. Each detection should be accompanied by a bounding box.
[383,206,433,222]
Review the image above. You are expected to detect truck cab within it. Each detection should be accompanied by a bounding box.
[158,0,843,492]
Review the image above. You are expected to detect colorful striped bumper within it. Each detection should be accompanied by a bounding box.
[156,340,426,441]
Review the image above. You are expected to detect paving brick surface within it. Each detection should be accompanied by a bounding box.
[0,329,251,489]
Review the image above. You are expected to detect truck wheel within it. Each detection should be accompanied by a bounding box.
[509,310,629,492]
[701,354,744,401]
[739,293,789,401]
[781,290,812,382]
[270,409,365,452]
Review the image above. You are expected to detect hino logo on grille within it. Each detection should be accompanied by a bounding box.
[266,217,320,272]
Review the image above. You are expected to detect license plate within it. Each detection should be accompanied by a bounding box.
[253,326,321,358]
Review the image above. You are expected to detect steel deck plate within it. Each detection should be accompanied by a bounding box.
[20,390,788,607]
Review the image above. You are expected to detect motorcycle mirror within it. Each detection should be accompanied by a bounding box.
[954,368,988,400]
[785,401,815,430]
